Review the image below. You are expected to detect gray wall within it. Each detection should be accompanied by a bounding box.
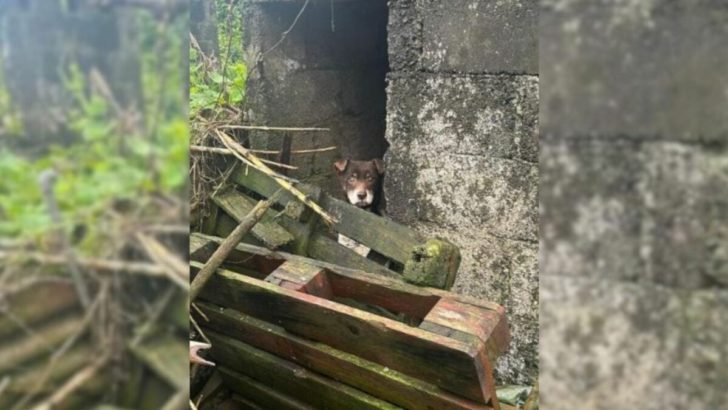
[541,0,728,407]
[384,0,539,384]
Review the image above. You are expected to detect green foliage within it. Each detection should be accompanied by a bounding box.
[0,9,188,240]
[189,0,247,116]
[0,56,23,136]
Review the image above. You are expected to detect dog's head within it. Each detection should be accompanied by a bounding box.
[334,158,384,208]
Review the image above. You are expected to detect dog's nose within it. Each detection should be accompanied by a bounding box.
[357,191,367,200]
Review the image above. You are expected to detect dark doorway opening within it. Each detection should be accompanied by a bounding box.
[245,0,390,194]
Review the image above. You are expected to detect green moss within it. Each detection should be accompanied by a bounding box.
[402,238,460,289]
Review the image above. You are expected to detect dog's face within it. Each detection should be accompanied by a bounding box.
[334,158,384,208]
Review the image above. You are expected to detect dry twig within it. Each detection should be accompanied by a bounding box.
[215,130,337,225]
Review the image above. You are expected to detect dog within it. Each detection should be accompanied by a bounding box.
[333,158,385,214]
[333,158,385,256]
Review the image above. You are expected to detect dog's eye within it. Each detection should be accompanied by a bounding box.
[348,176,355,182]
[367,176,373,181]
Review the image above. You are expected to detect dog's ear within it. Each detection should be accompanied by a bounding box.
[333,158,349,173]
[372,158,385,175]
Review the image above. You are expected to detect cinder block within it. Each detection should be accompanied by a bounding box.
[541,1,728,141]
[541,275,728,409]
[420,0,538,74]
[541,138,728,288]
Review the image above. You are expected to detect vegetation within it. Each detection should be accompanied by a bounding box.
[190,0,247,117]
[0,7,187,242]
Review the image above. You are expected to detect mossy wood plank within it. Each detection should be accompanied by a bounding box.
[191,233,506,318]
[197,303,494,410]
[192,262,491,403]
[219,367,315,410]
[0,281,80,339]
[231,166,421,262]
[306,232,401,279]
[209,331,401,410]
[213,188,294,249]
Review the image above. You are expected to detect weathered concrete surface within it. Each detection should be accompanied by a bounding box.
[385,0,539,385]
[385,72,539,383]
[386,74,538,242]
[540,275,728,410]
[388,0,538,74]
[541,0,728,407]
[541,0,728,141]
[541,139,728,288]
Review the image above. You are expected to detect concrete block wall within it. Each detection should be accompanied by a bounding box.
[541,0,728,407]
[384,0,539,384]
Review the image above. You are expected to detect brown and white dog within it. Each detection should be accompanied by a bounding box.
[333,158,385,214]
[333,158,385,256]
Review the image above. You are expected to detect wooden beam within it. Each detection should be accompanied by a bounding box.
[197,303,494,410]
[192,262,493,403]
[210,332,400,410]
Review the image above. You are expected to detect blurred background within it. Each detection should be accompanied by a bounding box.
[540,1,728,408]
[0,0,189,408]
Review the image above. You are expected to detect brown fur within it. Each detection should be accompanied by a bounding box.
[333,158,385,213]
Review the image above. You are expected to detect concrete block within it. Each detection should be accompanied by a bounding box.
[541,1,728,141]
[420,0,538,74]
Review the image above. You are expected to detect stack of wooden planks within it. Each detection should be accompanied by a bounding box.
[192,165,512,409]
[191,233,511,410]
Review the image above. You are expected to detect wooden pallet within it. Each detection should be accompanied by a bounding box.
[201,165,461,289]
[191,234,509,409]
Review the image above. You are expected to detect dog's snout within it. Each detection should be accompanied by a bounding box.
[357,191,367,200]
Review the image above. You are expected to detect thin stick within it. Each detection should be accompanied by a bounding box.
[216,130,337,225]
[190,146,298,169]
[191,144,336,156]
[190,190,284,301]
[219,124,329,132]
[0,251,168,278]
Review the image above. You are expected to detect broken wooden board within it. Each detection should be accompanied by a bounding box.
[211,206,401,279]
[196,302,494,410]
[191,233,507,333]
[229,166,460,289]
[213,186,294,249]
[192,260,506,404]
[209,331,400,410]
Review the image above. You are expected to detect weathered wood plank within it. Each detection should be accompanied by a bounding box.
[219,368,315,410]
[191,233,504,315]
[209,332,401,410]
[230,166,460,288]
[197,303,494,410]
[421,298,511,362]
[213,187,294,249]
[231,166,421,262]
[264,260,332,296]
[192,262,491,403]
